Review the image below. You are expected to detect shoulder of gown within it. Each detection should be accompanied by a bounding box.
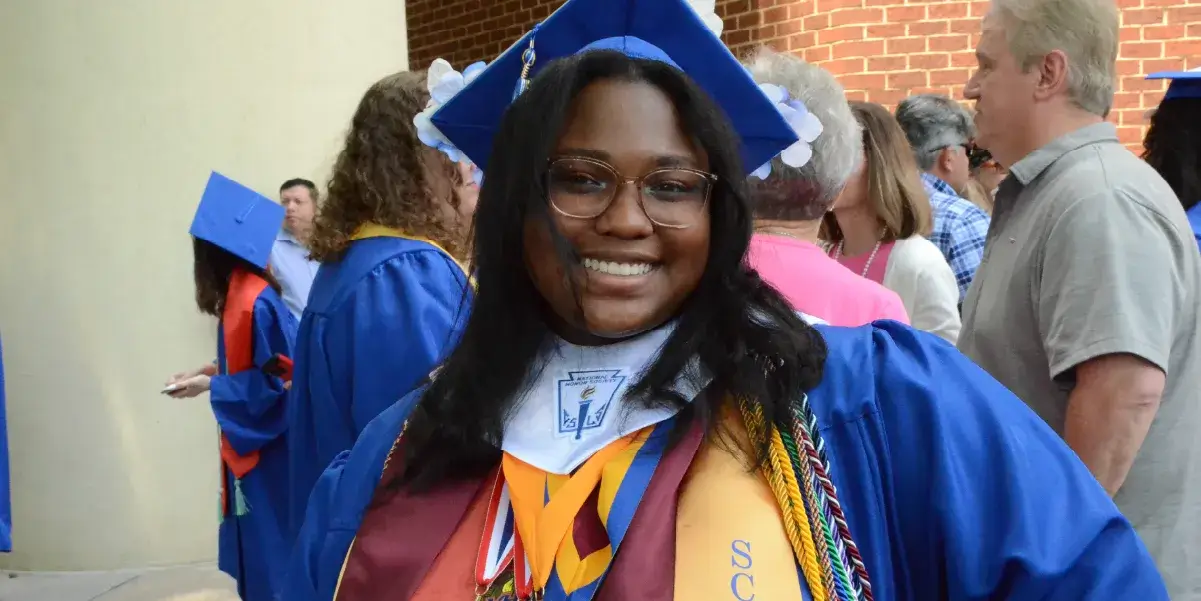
[305,237,469,315]
[283,387,424,600]
[808,321,1167,599]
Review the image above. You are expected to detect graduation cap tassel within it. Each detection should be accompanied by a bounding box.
[233,479,250,517]
[513,23,541,99]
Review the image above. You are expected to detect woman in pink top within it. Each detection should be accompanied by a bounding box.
[823,102,960,343]
[743,48,909,327]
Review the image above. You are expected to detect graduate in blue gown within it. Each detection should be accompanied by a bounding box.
[1143,68,1201,248]
[0,333,10,553]
[168,172,298,601]
[286,70,475,540]
[284,1,1167,598]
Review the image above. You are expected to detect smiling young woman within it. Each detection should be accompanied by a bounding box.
[281,0,1168,599]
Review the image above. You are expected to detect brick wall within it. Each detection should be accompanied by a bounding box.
[406,0,1201,148]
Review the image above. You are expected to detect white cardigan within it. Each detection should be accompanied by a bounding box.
[882,236,961,343]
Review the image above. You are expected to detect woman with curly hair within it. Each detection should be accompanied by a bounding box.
[285,70,475,541]
[1143,68,1201,248]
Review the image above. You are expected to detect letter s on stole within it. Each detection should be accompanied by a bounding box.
[730,540,755,601]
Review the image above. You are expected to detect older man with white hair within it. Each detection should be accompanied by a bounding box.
[960,0,1200,596]
[743,47,909,327]
[894,94,990,302]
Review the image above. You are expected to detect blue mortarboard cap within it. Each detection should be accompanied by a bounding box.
[430,0,798,175]
[1147,67,1201,101]
[189,172,284,270]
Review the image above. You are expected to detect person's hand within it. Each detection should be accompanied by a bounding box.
[164,363,217,388]
[166,374,211,398]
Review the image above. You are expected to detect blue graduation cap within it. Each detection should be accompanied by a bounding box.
[429,0,798,175]
[1146,67,1201,101]
[189,172,284,270]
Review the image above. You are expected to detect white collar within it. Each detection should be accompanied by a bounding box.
[501,324,709,474]
[499,312,823,474]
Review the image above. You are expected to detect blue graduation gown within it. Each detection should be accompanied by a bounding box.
[0,334,10,552]
[212,287,297,601]
[286,237,471,540]
[282,321,1167,600]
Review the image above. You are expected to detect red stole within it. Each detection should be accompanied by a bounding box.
[219,269,268,517]
[334,419,705,601]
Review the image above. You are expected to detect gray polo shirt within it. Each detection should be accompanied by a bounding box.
[959,123,1200,598]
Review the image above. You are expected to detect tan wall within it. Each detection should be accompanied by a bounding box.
[0,0,408,571]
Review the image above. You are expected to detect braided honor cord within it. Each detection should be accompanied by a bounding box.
[738,397,874,601]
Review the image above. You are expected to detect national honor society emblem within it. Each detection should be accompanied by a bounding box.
[556,369,627,440]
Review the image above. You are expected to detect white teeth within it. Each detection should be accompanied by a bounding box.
[582,258,654,276]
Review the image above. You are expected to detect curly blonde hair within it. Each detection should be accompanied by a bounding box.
[309,70,468,262]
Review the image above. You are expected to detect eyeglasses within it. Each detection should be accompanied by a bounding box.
[545,157,716,229]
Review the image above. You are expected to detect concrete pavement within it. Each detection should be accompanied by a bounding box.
[0,564,235,601]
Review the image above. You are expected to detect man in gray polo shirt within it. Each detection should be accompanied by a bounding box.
[961,0,1199,596]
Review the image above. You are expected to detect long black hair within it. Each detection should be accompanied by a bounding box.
[1143,98,1201,212]
[397,50,827,490]
[192,237,281,317]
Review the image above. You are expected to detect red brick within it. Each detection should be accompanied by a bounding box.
[949,18,982,34]
[1117,59,1144,75]
[909,21,950,36]
[1168,6,1201,21]
[1165,38,1201,54]
[931,34,972,51]
[831,8,886,27]
[1191,23,1201,37]
[908,53,949,69]
[969,1,992,17]
[888,70,929,88]
[929,68,971,86]
[823,57,867,75]
[910,87,955,97]
[841,73,888,90]
[867,88,909,106]
[1144,24,1188,38]
[845,90,868,102]
[1112,91,1144,109]
[817,0,864,12]
[787,31,818,51]
[1121,75,1168,91]
[1142,57,1187,72]
[930,3,970,19]
[1124,8,1167,24]
[1117,0,1145,8]
[805,45,833,62]
[1119,27,1143,42]
[804,13,831,30]
[1121,41,1165,57]
[887,37,927,54]
[868,55,909,72]
[866,24,906,38]
[951,53,978,69]
[817,26,866,45]
[789,0,816,18]
[886,6,928,22]
[832,39,885,59]
[1143,91,1168,107]
[765,6,789,22]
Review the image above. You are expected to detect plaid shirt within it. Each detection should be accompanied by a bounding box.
[921,172,990,303]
